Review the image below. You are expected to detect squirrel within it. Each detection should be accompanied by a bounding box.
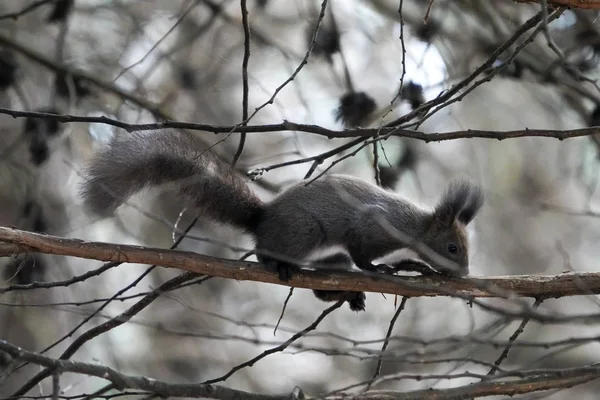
[79,130,484,312]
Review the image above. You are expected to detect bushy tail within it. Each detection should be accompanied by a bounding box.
[79,130,264,232]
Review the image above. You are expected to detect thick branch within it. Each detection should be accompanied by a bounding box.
[1,227,600,301]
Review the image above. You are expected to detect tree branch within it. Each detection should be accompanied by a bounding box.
[2,337,600,399]
[2,227,600,305]
[0,0,57,21]
[336,364,600,399]
[0,107,599,142]
[0,33,171,120]
[514,0,600,9]
[0,339,297,400]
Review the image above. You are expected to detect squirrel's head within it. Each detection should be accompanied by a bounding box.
[421,180,484,277]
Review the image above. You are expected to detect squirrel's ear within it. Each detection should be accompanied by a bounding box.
[434,180,474,226]
[457,185,484,225]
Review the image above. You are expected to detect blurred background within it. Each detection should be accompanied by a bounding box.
[1,0,600,398]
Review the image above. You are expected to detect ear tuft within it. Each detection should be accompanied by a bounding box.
[458,183,484,225]
[435,180,484,226]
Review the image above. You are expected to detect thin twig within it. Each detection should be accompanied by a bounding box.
[423,0,435,23]
[238,0,329,125]
[372,140,381,186]
[0,339,294,399]
[31,216,200,358]
[35,265,156,355]
[512,0,600,7]
[0,0,56,21]
[324,364,600,399]
[365,296,409,391]
[397,0,407,101]
[385,10,546,128]
[11,272,202,397]
[414,8,563,131]
[231,0,251,167]
[274,287,295,336]
[113,0,198,82]
[202,299,345,384]
[0,33,172,120]
[51,371,60,400]
[486,298,545,376]
[10,217,202,396]
[0,261,122,294]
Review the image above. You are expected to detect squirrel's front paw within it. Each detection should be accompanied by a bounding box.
[375,263,397,274]
[388,260,437,275]
[433,268,465,278]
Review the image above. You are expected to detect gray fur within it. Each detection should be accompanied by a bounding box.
[254,175,430,270]
[79,130,263,232]
[256,175,483,276]
[80,130,485,312]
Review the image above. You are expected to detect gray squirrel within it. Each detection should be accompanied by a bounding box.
[80,130,484,312]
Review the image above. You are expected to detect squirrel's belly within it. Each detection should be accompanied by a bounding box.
[303,244,349,262]
[371,248,423,265]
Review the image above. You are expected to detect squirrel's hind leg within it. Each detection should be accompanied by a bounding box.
[255,212,324,282]
[310,253,367,312]
[257,251,368,312]
[313,290,366,312]
[257,253,299,282]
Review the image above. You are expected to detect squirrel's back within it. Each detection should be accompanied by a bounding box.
[267,174,427,229]
[80,130,264,232]
[254,173,429,258]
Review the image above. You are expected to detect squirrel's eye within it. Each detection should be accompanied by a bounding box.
[448,244,458,254]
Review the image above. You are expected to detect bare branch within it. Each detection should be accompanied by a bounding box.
[1,107,600,142]
[0,339,297,400]
[10,272,201,397]
[487,298,544,375]
[365,297,410,391]
[3,337,600,399]
[0,260,120,294]
[231,0,251,167]
[513,0,600,9]
[0,0,56,21]
[385,10,545,127]
[4,227,600,322]
[333,364,600,399]
[202,299,345,384]
[0,32,171,120]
